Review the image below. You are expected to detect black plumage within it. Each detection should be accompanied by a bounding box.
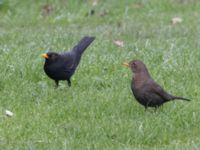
[42,36,95,87]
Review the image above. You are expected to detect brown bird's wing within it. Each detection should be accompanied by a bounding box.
[133,79,169,108]
[147,79,173,101]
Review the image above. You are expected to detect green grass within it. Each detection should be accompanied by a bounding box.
[0,0,200,149]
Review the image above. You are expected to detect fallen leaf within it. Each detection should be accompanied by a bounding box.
[171,17,183,25]
[100,10,108,17]
[132,3,143,9]
[42,4,54,17]
[93,0,98,6]
[114,40,124,47]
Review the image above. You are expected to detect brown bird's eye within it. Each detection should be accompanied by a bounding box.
[133,62,137,68]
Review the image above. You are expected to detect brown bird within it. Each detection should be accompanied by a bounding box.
[41,36,95,87]
[123,60,191,109]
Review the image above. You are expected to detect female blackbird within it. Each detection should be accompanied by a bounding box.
[123,60,191,109]
[42,36,95,87]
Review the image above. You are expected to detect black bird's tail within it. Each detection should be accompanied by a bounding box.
[173,96,191,101]
[72,36,95,56]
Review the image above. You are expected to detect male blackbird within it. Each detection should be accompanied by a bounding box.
[42,36,95,87]
[123,60,191,109]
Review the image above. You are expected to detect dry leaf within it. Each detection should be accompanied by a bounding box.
[171,17,183,25]
[93,0,98,6]
[100,10,108,17]
[132,3,143,9]
[114,40,124,47]
[42,4,54,17]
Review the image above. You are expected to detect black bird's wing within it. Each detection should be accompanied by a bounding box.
[62,52,75,67]
[60,52,77,78]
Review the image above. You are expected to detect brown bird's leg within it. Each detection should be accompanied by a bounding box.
[144,106,148,111]
[55,80,59,88]
[67,79,71,87]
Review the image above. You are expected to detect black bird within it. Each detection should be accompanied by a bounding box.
[123,60,191,109]
[42,36,95,87]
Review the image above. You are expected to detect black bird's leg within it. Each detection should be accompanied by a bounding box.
[154,106,159,112]
[55,80,59,88]
[67,79,71,87]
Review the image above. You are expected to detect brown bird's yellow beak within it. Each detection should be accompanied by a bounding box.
[123,62,130,67]
[41,53,48,59]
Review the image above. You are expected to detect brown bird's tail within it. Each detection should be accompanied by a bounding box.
[173,96,191,101]
[72,36,95,56]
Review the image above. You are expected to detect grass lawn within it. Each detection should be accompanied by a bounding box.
[0,0,200,149]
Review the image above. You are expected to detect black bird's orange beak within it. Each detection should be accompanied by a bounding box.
[41,53,48,59]
[123,62,130,68]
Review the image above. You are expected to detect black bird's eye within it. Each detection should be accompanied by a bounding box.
[50,54,59,61]
[49,55,53,59]
[50,54,55,59]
